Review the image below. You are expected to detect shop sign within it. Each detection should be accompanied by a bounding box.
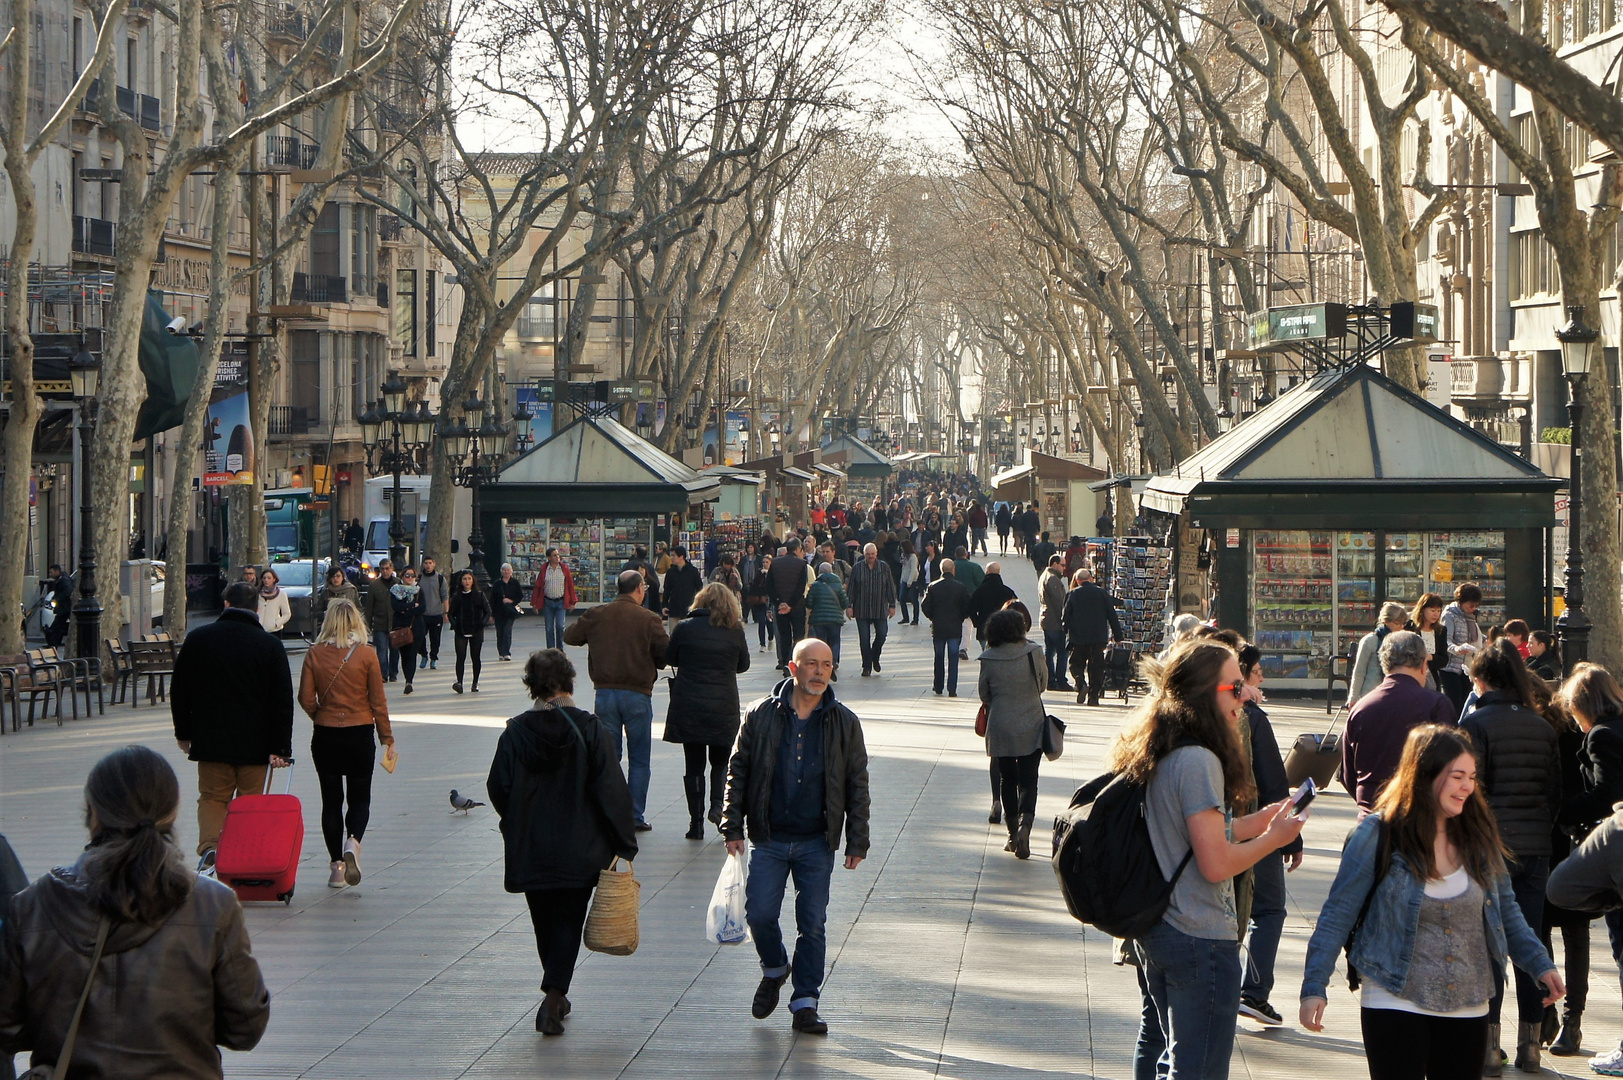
[608,380,637,403]
[1226,528,1240,548]
[1246,303,1348,351]
[1390,301,1440,344]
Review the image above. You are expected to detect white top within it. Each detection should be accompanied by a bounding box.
[543,564,567,600]
[1361,868,1487,1018]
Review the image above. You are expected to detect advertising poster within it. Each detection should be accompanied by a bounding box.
[515,386,554,445]
[202,391,254,486]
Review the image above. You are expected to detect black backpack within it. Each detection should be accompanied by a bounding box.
[1052,770,1193,939]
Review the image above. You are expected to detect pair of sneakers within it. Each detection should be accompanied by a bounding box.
[1594,1043,1623,1076]
[327,836,362,888]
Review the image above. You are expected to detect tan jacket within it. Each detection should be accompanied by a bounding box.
[298,641,394,744]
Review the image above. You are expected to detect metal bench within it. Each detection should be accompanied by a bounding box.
[127,639,176,707]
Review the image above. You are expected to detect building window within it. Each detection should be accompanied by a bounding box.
[426,271,436,357]
[1513,230,1559,300]
[292,331,322,421]
[311,203,341,280]
[349,205,376,298]
[126,36,137,91]
[395,270,418,356]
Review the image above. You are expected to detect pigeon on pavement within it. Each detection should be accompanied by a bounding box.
[449,789,485,814]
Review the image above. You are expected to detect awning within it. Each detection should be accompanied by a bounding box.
[813,463,845,478]
[780,466,817,482]
[489,411,721,514]
[991,464,1035,487]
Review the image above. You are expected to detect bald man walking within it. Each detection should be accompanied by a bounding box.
[846,542,897,677]
[723,639,871,1035]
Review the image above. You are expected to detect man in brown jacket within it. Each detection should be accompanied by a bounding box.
[562,569,669,829]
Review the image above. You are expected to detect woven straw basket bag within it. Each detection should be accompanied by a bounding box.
[583,857,640,956]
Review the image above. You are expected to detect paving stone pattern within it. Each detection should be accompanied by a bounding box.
[1,557,1615,1077]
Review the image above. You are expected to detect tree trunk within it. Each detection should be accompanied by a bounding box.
[162,166,241,635]
[0,146,41,655]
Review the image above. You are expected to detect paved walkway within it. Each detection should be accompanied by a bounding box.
[2,555,1617,1078]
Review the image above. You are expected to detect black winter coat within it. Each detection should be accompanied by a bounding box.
[389,588,426,636]
[662,611,751,746]
[1245,701,1302,856]
[920,575,974,640]
[1062,583,1123,646]
[969,573,1017,630]
[1459,690,1561,857]
[447,588,492,637]
[171,609,294,765]
[663,563,704,619]
[1559,714,1623,836]
[486,703,639,891]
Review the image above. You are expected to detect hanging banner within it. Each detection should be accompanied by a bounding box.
[202,390,254,486]
[515,386,554,445]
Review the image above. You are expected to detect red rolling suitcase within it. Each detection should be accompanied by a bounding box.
[215,764,303,905]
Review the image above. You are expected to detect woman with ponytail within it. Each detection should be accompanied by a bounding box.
[0,745,270,1078]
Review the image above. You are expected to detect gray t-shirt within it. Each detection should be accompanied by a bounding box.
[1145,745,1238,941]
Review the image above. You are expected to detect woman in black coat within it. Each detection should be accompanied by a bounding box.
[662,582,750,839]
[447,570,492,694]
[389,567,427,694]
[486,649,637,1037]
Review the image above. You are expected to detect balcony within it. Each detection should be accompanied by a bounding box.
[72,216,117,257]
[268,8,309,42]
[291,272,347,303]
[379,214,402,241]
[1450,357,1505,403]
[301,142,320,168]
[75,82,157,129]
[266,135,302,168]
[141,94,160,131]
[269,405,316,437]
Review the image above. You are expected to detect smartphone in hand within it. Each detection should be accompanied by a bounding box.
[1289,777,1316,818]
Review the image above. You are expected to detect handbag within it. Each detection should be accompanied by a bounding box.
[583,857,641,956]
[21,917,110,1080]
[389,626,414,648]
[1284,705,1347,789]
[974,703,988,737]
[1042,713,1066,761]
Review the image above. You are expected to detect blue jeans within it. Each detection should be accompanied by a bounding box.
[372,631,398,679]
[1043,629,1068,686]
[1134,920,1242,1080]
[932,636,961,694]
[1241,850,1286,1002]
[594,689,653,823]
[1489,854,1550,1025]
[542,597,566,649]
[810,622,842,667]
[746,837,836,1014]
[857,617,887,671]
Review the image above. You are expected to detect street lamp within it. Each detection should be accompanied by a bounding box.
[1555,304,1600,668]
[68,338,102,660]
[439,392,509,590]
[357,371,433,568]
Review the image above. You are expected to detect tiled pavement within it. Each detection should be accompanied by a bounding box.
[3,556,1618,1078]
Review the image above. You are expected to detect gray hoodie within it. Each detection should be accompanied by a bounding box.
[419,570,449,617]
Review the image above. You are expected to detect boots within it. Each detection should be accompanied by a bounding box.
[1484,1023,1503,1077]
[535,988,566,1036]
[1013,813,1034,860]
[1540,1005,1558,1047]
[683,775,706,840]
[988,798,1002,825]
[708,773,724,826]
[1515,1021,1542,1073]
[1551,1008,1583,1057]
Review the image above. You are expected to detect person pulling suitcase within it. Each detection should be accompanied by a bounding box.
[171,581,295,874]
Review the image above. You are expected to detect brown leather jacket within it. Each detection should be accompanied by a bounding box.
[561,593,669,695]
[298,640,394,744]
[0,863,270,1078]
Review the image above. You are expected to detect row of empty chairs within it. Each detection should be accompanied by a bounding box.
[0,633,175,732]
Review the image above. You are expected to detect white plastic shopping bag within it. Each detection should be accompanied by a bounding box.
[706,847,751,946]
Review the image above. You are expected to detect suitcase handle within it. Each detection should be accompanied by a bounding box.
[262,762,295,796]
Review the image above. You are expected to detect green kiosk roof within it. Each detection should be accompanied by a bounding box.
[1141,363,1560,529]
[485,412,721,515]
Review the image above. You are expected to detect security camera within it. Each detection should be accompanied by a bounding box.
[167,316,188,333]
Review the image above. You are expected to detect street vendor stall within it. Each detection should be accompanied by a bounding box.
[485,410,720,604]
[821,434,894,505]
[1141,362,1560,690]
[990,450,1108,538]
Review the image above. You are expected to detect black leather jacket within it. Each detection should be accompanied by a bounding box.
[721,679,871,857]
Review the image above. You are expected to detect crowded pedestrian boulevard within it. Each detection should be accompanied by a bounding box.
[0,557,1615,1079]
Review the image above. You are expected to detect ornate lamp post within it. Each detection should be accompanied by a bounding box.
[1555,305,1600,668]
[357,371,434,569]
[68,339,102,660]
[438,392,508,590]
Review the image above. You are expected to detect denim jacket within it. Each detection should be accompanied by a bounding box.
[1300,814,1554,1001]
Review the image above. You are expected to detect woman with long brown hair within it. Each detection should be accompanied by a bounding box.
[1409,593,1448,692]
[1112,640,1306,1080]
[1301,725,1561,1080]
